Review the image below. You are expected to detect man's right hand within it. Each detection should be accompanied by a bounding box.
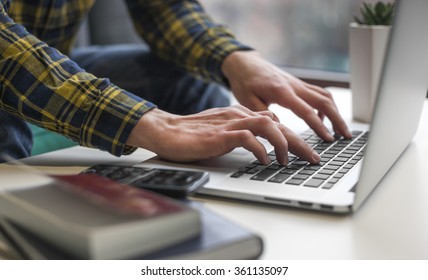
[126,105,321,165]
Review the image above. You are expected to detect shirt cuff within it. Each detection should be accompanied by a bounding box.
[80,85,156,157]
[201,37,253,88]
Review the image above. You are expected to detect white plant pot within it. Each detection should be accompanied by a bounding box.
[349,22,391,123]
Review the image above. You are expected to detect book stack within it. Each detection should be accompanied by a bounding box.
[0,172,263,260]
[0,173,200,259]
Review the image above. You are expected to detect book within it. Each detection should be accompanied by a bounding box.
[0,173,201,259]
[0,218,24,259]
[0,201,263,260]
[141,201,264,260]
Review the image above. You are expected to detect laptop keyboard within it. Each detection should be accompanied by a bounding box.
[230,130,368,189]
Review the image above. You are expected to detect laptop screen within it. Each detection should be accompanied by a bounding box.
[353,0,428,211]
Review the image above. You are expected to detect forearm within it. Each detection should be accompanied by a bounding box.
[0,11,156,156]
[124,0,252,86]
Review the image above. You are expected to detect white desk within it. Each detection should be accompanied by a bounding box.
[13,88,428,259]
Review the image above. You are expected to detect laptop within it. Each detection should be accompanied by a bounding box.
[137,0,428,213]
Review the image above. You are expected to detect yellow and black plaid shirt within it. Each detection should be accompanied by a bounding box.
[0,0,250,156]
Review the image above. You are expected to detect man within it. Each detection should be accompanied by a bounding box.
[0,0,351,165]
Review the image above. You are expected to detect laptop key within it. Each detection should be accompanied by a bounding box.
[338,168,349,174]
[280,168,298,175]
[333,173,344,179]
[313,174,329,180]
[268,173,290,183]
[298,169,316,175]
[344,163,355,169]
[328,178,339,184]
[318,169,335,176]
[329,160,344,166]
[304,179,324,188]
[286,179,305,185]
[245,168,260,174]
[303,165,322,171]
[291,174,310,180]
[231,171,244,178]
[322,183,335,189]
[334,156,349,162]
[251,168,277,181]
[339,152,354,158]
[325,165,340,171]
[245,165,265,174]
[292,160,309,166]
[351,130,363,136]
[267,164,282,170]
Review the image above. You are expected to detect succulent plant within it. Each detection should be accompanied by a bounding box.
[354,2,395,25]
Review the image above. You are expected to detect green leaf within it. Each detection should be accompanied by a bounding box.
[354,1,395,25]
[354,16,364,25]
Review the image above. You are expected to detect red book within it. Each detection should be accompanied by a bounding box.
[52,174,185,217]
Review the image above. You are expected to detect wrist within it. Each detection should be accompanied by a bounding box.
[221,50,261,82]
[126,108,172,153]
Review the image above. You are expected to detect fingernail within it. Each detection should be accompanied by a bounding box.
[263,156,271,165]
[325,132,334,142]
[281,156,289,166]
[312,151,321,163]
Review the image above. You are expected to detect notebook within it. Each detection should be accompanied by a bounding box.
[129,0,428,214]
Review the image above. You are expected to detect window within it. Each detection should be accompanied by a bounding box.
[200,0,382,76]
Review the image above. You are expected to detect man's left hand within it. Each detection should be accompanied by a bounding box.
[222,51,352,141]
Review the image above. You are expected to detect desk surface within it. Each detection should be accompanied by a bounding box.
[8,88,428,259]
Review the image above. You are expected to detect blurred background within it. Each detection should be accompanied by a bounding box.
[200,0,386,75]
[80,0,392,86]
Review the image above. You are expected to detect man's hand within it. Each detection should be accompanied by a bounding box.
[222,51,352,141]
[127,106,321,165]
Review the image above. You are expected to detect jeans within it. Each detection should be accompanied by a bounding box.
[0,44,230,162]
[0,111,33,161]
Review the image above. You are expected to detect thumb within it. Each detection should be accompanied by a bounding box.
[240,93,269,112]
[241,94,280,121]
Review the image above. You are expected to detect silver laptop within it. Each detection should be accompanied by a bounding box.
[139,0,428,213]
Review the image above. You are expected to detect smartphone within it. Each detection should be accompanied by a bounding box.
[80,164,209,197]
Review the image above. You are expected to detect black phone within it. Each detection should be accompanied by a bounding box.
[80,164,209,197]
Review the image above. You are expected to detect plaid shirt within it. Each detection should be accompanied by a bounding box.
[0,0,250,156]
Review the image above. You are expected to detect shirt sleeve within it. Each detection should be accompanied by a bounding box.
[0,9,156,157]
[124,0,253,87]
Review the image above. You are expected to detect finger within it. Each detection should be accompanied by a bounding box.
[224,130,271,165]
[225,116,289,165]
[230,105,278,124]
[311,95,351,139]
[303,86,352,138]
[257,110,280,122]
[272,112,280,122]
[234,104,261,117]
[233,106,279,126]
[313,87,351,138]
[239,93,269,112]
[317,111,325,122]
[257,110,274,119]
[280,94,334,142]
[223,106,275,121]
[256,110,280,122]
[191,105,251,120]
[277,124,321,164]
